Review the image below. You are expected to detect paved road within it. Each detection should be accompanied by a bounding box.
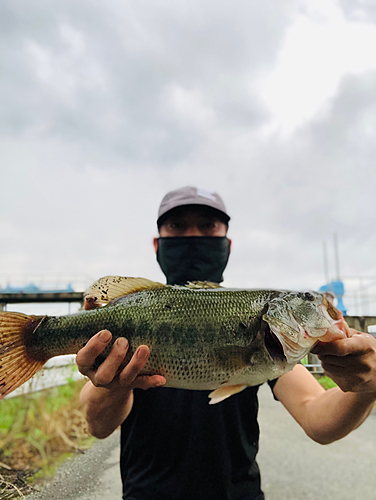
[257,384,376,500]
[25,431,122,500]
[26,384,376,499]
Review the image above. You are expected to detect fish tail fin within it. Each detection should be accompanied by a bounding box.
[0,312,45,398]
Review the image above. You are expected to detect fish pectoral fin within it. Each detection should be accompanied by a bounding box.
[208,384,248,405]
[84,276,165,307]
[213,346,252,370]
[185,281,222,289]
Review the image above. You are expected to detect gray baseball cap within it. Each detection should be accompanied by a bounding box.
[157,186,230,223]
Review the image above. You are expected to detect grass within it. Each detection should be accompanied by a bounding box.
[316,375,338,390]
[300,356,338,391]
[0,379,96,498]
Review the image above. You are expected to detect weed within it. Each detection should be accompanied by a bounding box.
[317,375,338,390]
[0,379,96,497]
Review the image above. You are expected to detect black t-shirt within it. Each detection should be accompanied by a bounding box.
[120,381,277,500]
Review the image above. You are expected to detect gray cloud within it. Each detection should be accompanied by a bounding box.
[1,0,296,166]
[212,69,376,291]
[339,0,376,22]
[1,1,376,314]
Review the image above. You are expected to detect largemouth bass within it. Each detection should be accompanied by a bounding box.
[0,276,349,403]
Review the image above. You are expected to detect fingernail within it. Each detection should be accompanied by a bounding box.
[99,330,111,342]
[117,338,128,349]
[137,347,149,360]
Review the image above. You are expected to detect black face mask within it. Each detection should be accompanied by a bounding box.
[156,236,231,285]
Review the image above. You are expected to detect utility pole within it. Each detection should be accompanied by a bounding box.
[333,232,341,280]
[323,241,329,284]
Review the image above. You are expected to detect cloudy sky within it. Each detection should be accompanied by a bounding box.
[1,0,376,315]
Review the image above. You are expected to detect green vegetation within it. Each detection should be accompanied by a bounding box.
[317,375,338,390]
[0,379,96,498]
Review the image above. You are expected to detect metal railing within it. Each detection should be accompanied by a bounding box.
[0,291,84,308]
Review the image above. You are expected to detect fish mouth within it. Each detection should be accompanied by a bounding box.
[263,321,286,362]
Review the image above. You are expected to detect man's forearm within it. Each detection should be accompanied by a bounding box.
[80,381,134,439]
[304,387,375,444]
[275,364,376,445]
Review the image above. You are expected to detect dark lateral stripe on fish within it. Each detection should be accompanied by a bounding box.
[0,312,46,398]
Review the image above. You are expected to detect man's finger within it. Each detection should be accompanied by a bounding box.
[94,337,129,386]
[118,346,151,386]
[317,354,352,368]
[76,330,112,375]
[311,334,372,357]
[311,338,354,356]
[132,375,167,390]
[320,357,371,374]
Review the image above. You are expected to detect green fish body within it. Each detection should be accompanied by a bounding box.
[0,277,349,403]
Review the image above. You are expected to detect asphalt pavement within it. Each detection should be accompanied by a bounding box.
[25,431,122,500]
[257,384,376,500]
[26,384,376,500]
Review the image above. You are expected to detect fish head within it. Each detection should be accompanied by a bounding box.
[262,291,349,365]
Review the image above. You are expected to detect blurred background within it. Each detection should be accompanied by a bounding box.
[1,2,376,496]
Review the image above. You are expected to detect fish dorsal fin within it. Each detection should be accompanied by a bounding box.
[208,384,247,405]
[185,281,222,289]
[84,276,165,308]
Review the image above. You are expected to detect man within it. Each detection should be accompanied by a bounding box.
[78,186,376,500]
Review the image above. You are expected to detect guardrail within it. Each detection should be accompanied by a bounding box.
[0,291,84,306]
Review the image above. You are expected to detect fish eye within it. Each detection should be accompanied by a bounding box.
[304,292,315,301]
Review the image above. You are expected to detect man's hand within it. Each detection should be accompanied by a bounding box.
[77,330,166,438]
[76,330,166,392]
[311,329,376,396]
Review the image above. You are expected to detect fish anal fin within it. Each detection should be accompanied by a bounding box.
[208,384,247,405]
[185,281,222,289]
[0,312,46,398]
[84,276,165,308]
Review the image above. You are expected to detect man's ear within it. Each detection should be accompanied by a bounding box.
[228,238,232,252]
[153,237,159,254]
